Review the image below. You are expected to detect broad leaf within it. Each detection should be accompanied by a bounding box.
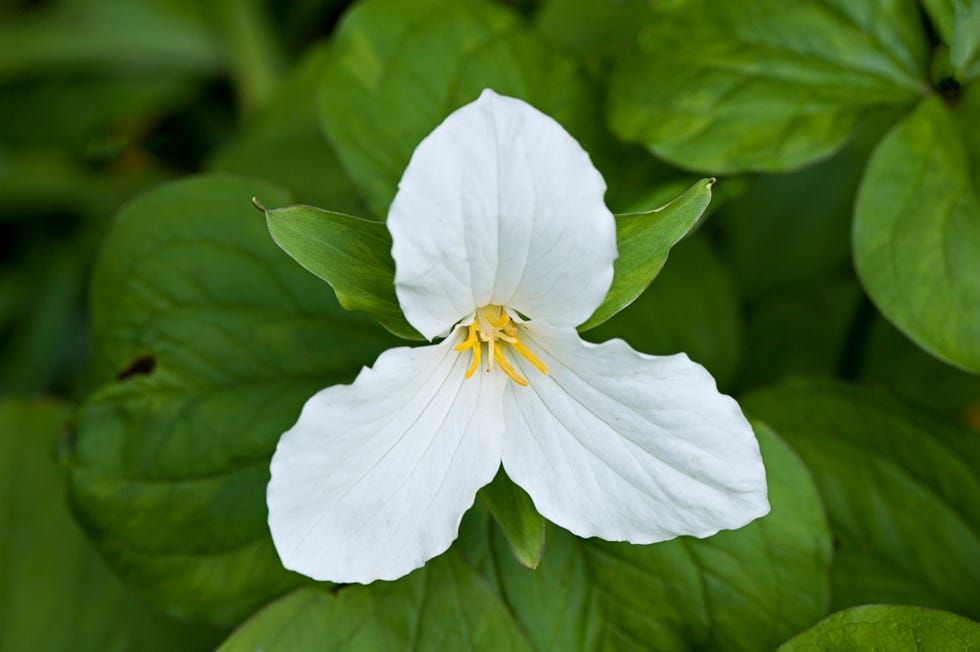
[579,178,714,331]
[264,204,420,339]
[854,95,980,374]
[478,471,546,570]
[71,175,397,624]
[585,234,742,390]
[608,0,928,172]
[0,399,223,651]
[217,553,532,651]
[778,605,980,650]
[487,424,831,651]
[743,379,980,618]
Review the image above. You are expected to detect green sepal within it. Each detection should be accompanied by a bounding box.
[579,178,714,332]
[263,203,422,340]
[478,470,546,569]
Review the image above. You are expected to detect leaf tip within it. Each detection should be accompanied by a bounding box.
[251,196,267,213]
[706,177,717,190]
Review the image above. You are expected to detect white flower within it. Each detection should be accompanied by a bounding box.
[267,89,769,584]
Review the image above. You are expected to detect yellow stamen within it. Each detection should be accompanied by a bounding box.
[493,347,529,387]
[511,339,549,375]
[456,305,549,387]
[454,324,481,379]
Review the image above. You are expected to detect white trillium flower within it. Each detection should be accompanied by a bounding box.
[267,89,769,584]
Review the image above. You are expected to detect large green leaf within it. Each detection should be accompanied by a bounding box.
[0,399,223,651]
[854,95,980,374]
[579,178,714,331]
[585,234,742,390]
[217,553,532,651]
[70,175,397,625]
[608,0,928,173]
[319,0,602,216]
[484,424,831,651]
[743,379,980,618]
[778,605,980,650]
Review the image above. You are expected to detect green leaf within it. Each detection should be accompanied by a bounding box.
[585,234,743,389]
[743,379,980,618]
[854,95,980,374]
[71,175,397,624]
[0,398,223,651]
[264,204,420,340]
[579,178,714,331]
[319,0,603,217]
[217,553,532,651]
[487,424,831,652]
[478,470,545,570]
[608,0,928,173]
[778,605,980,650]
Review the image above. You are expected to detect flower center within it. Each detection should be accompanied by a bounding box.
[454,305,548,387]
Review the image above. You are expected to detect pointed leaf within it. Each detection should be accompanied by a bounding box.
[264,204,420,340]
[478,470,546,569]
[579,178,713,331]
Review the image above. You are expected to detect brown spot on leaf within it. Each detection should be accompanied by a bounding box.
[116,354,156,380]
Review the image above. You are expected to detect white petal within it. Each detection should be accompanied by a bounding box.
[267,334,505,583]
[389,89,616,340]
[501,324,769,543]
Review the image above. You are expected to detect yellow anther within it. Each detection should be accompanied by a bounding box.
[456,305,549,388]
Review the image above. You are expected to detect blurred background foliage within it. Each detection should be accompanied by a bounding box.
[1,0,978,649]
